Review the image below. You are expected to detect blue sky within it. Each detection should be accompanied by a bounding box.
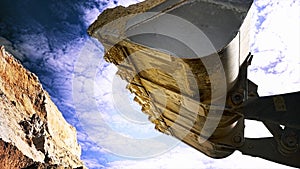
[0,0,299,168]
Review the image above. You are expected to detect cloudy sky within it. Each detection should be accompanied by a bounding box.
[0,0,299,168]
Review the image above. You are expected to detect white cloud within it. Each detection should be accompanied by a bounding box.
[106,0,144,8]
[249,0,300,96]
[83,158,106,169]
[244,120,272,138]
[82,0,145,26]
[107,143,294,169]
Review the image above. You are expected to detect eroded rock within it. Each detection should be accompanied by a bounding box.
[0,46,85,168]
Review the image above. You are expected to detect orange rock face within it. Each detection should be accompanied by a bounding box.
[0,46,85,169]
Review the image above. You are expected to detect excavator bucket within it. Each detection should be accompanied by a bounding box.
[88,1,300,167]
[88,0,254,159]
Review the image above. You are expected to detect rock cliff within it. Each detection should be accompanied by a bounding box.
[0,46,84,168]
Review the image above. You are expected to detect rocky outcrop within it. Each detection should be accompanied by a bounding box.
[0,46,85,168]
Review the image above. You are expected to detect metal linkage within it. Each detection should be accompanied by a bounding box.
[236,92,300,168]
[232,53,300,168]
